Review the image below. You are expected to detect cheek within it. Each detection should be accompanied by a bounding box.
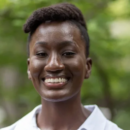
[65,56,86,77]
[30,58,44,77]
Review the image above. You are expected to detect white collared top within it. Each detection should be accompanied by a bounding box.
[0,105,122,130]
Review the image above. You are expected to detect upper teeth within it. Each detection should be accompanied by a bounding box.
[45,78,67,83]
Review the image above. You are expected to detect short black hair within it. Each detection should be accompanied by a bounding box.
[23,3,90,57]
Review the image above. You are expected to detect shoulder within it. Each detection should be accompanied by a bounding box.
[0,105,41,130]
[0,123,16,130]
[105,120,123,130]
[0,117,28,130]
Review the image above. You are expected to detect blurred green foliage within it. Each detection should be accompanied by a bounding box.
[0,0,130,129]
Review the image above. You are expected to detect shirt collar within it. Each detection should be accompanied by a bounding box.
[78,105,107,130]
[14,105,41,130]
[14,105,107,130]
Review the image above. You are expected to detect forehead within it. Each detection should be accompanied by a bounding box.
[30,21,85,49]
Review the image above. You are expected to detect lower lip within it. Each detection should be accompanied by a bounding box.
[44,82,67,88]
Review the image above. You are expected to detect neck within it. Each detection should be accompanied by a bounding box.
[37,92,90,130]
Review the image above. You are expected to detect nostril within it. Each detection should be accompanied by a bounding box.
[47,69,63,74]
[44,64,65,72]
[42,78,45,81]
[45,55,65,71]
[67,77,70,80]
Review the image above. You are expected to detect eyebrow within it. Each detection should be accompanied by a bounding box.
[35,40,76,46]
[35,41,48,45]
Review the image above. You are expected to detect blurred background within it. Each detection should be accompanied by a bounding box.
[0,0,130,129]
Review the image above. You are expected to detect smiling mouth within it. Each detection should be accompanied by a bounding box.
[42,77,69,88]
[45,78,67,83]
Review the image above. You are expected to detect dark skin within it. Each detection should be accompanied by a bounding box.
[27,21,92,130]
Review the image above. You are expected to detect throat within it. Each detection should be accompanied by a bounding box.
[36,99,90,130]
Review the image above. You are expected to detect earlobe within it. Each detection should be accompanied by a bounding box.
[85,58,92,79]
[27,58,31,79]
[27,70,31,79]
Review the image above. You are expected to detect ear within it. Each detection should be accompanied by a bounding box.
[27,58,31,79]
[85,57,92,79]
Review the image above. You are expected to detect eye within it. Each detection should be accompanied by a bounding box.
[62,51,75,57]
[36,52,48,57]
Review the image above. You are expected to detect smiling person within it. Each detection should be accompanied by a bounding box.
[1,3,122,130]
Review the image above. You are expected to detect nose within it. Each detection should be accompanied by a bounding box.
[44,52,65,72]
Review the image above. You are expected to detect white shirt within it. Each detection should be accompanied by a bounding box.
[0,105,122,130]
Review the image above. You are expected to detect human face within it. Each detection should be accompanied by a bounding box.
[27,22,92,102]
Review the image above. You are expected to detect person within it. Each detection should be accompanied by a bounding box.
[1,3,122,130]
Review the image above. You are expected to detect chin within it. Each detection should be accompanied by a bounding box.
[41,90,80,103]
[42,97,70,102]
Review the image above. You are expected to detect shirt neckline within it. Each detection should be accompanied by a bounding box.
[31,105,107,130]
[78,105,107,130]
